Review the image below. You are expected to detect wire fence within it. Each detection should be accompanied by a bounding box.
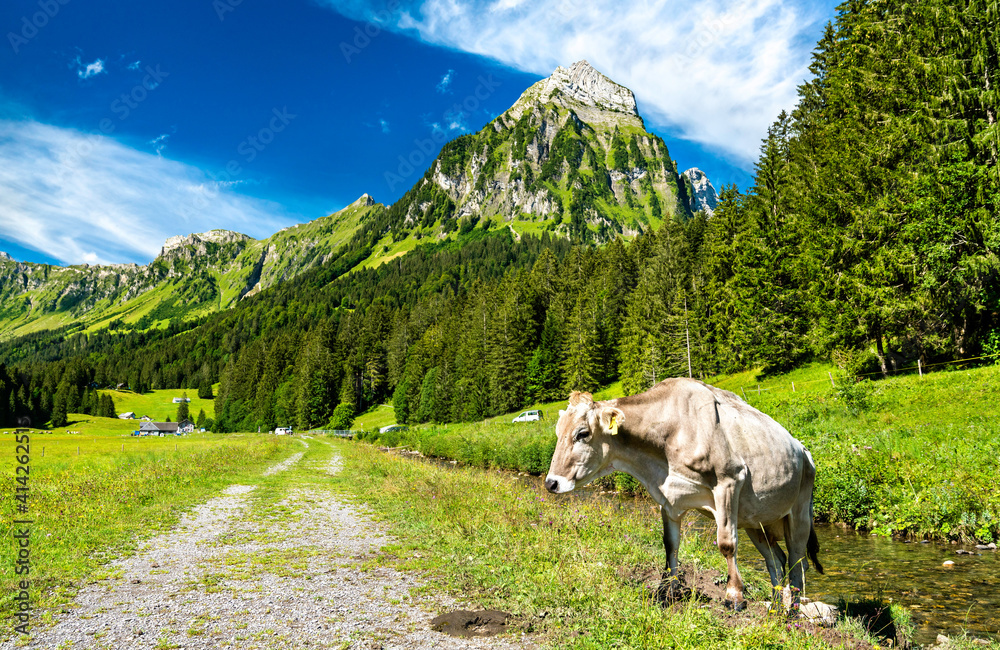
[735,354,998,401]
[307,429,357,438]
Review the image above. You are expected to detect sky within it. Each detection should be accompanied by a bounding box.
[0,0,839,266]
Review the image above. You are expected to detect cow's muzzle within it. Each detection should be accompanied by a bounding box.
[544,475,575,493]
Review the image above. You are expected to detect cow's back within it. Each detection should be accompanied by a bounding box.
[702,382,811,524]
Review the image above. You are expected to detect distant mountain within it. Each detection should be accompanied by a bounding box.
[681,168,719,216]
[0,61,715,340]
[0,195,380,338]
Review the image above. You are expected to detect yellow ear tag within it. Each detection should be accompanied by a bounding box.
[609,414,619,435]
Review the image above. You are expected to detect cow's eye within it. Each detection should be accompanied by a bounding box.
[574,429,590,442]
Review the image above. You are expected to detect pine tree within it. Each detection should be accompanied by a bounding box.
[562,293,600,393]
[176,392,190,423]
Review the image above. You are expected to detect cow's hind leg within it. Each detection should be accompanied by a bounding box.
[747,524,787,611]
[783,496,816,613]
[657,507,686,602]
[714,477,746,611]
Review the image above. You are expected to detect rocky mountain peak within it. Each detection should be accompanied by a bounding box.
[0,251,12,262]
[353,193,375,207]
[543,60,638,116]
[508,60,640,123]
[683,168,719,216]
[160,229,252,257]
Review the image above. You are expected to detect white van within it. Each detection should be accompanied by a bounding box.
[512,410,543,423]
[275,427,293,436]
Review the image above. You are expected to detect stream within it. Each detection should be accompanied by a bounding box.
[805,525,999,646]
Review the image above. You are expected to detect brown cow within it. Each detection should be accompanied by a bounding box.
[545,378,823,611]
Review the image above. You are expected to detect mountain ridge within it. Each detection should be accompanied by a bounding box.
[0,61,717,339]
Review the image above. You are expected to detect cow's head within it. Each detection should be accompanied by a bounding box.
[544,391,624,494]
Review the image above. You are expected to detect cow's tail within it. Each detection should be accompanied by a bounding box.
[808,522,824,575]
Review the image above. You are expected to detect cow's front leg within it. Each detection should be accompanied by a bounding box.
[714,479,746,611]
[657,506,685,602]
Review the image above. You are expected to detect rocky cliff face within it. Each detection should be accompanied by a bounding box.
[682,168,719,216]
[390,60,692,242]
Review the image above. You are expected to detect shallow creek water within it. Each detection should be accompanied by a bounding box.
[398,452,999,645]
[805,526,999,645]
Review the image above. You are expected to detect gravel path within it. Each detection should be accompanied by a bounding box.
[10,443,534,649]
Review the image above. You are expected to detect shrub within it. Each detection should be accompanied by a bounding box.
[328,403,356,430]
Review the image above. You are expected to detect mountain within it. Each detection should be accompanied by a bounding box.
[681,168,719,216]
[0,61,714,340]
[378,60,695,245]
[0,195,381,338]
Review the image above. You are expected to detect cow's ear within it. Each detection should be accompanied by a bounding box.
[599,406,625,435]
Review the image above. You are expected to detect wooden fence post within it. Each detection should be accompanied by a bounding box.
[828,371,835,387]
[741,387,748,401]
[918,359,923,378]
[791,381,795,392]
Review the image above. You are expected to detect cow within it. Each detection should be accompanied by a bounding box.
[544,378,823,611]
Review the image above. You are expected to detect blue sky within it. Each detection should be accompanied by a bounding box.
[0,0,838,266]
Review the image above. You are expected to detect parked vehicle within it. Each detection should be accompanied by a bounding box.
[512,410,543,423]
[379,424,409,433]
[275,427,293,435]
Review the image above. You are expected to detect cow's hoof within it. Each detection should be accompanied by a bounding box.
[655,579,688,603]
[724,599,747,612]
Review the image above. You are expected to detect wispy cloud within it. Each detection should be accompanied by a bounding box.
[379,118,391,133]
[436,68,454,93]
[317,0,831,165]
[0,119,296,265]
[75,57,106,79]
[127,60,141,71]
[149,133,169,155]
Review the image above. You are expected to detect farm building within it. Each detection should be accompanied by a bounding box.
[138,422,180,436]
[118,412,136,420]
[178,419,195,433]
[172,397,191,403]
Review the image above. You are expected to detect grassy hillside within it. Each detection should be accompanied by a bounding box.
[100,388,216,422]
[360,362,1000,542]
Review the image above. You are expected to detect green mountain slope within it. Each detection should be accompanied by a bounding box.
[0,61,710,340]
[0,195,381,338]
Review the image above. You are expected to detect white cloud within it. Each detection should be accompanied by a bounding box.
[127,60,141,70]
[318,0,829,165]
[436,68,454,93]
[0,119,296,265]
[149,133,169,155]
[75,57,106,79]
[379,118,391,133]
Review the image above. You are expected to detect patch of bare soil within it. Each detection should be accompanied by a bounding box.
[430,611,510,638]
[616,562,876,650]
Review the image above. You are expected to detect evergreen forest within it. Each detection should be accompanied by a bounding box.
[0,0,996,431]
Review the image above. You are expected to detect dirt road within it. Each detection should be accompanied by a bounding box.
[8,440,532,649]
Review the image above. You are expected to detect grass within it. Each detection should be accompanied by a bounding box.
[329,438,902,649]
[352,404,398,432]
[0,425,297,625]
[99,388,216,421]
[361,364,1000,543]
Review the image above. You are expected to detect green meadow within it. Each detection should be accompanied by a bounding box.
[329,439,927,649]
[0,419,296,623]
[98,387,217,422]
